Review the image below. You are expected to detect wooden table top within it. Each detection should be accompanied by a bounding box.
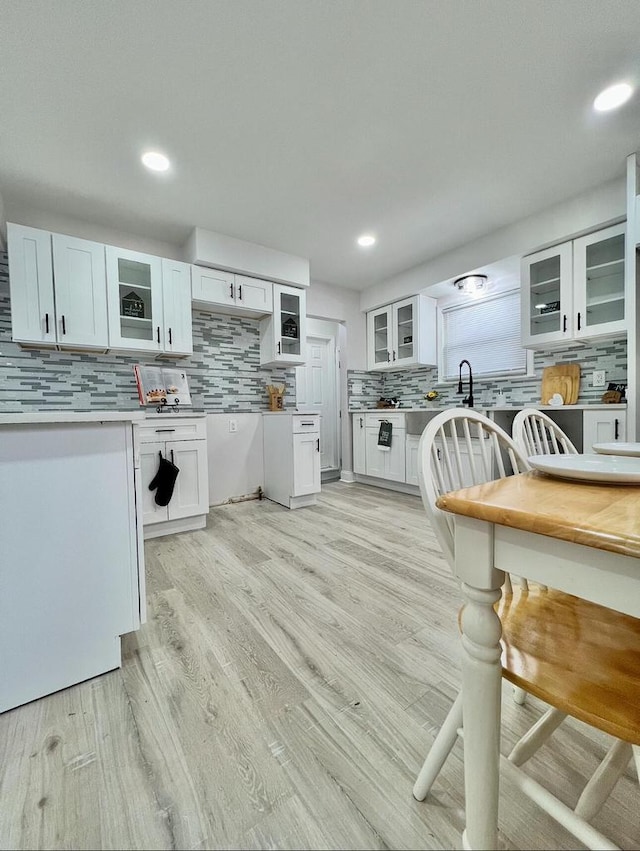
[436,471,640,559]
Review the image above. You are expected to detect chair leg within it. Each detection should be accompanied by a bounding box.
[508,707,567,766]
[575,739,632,821]
[512,686,527,705]
[413,691,463,801]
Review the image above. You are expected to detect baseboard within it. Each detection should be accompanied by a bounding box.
[353,474,421,496]
[340,470,356,483]
[143,514,207,539]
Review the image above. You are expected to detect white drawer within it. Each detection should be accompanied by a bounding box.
[364,411,406,429]
[137,418,207,443]
[292,415,320,434]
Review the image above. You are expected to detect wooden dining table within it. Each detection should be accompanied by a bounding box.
[436,469,640,850]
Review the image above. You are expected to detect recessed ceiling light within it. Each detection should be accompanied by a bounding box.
[141,150,170,172]
[357,234,376,247]
[593,83,633,112]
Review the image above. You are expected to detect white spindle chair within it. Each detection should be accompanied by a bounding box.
[413,408,640,850]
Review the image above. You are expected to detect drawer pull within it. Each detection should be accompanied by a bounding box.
[155,428,176,433]
[300,421,315,426]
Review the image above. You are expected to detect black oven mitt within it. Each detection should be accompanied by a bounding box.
[149,453,180,506]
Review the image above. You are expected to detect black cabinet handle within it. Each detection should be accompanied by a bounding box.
[359,417,363,428]
[563,314,567,333]
[230,282,234,298]
[316,438,320,451]
[238,284,242,300]
[45,313,49,333]
[577,312,581,331]
[277,341,281,354]
[615,418,620,440]
[171,449,175,464]
[61,315,66,335]
[155,428,176,433]
[387,351,390,362]
[156,326,160,343]
[392,350,396,361]
[168,327,172,345]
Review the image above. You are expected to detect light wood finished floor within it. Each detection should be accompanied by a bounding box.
[1,483,638,850]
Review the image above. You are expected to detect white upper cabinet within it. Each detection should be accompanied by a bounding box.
[191,266,273,315]
[8,224,108,350]
[260,284,307,366]
[106,249,192,356]
[106,246,164,353]
[366,294,437,371]
[521,223,626,348]
[161,259,193,356]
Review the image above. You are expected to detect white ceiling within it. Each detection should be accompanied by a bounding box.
[0,0,639,290]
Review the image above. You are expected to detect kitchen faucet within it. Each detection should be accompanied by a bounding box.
[458,359,474,408]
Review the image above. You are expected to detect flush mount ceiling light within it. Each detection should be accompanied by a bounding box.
[141,150,171,172]
[454,274,487,294]
[593,82,634,112]
[357,234,376,247]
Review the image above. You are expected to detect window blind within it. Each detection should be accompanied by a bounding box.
[441,290,527,381]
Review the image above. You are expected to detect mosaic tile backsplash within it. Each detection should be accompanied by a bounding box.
[349,339,627,409]
[0,252,294,413]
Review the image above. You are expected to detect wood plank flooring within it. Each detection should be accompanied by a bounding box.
[1,482,638,850]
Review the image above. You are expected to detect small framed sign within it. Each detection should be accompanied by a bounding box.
[122,290,145,319]
[282,316,298,339]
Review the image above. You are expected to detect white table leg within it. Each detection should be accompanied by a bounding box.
[460,580,503,850]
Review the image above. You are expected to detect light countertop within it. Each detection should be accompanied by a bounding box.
[349,404,627,413]
[0,411,147,425]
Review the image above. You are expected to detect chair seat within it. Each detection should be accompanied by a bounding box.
[498,586,640,745]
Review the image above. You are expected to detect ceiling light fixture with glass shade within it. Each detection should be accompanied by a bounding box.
[454,274,488,295]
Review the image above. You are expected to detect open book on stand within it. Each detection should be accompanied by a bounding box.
[134,365,192,407]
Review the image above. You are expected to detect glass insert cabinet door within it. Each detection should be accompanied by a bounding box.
[106,247,163,350]
[393,300,414,363]
[521,242,573,345]
[368,306,391,367]
[574,223,625,335]
[279,288,302,357]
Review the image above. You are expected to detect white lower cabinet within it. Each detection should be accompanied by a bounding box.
[263,413,321,508]
[405,434,420,486]
[582,409,626,451]
[138,417,209,538]
[354,412,407,483]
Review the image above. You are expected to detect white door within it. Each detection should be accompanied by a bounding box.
[162,259,193,355]
[52,234,109,349]
[140,441,170,525]
[167,441,209,520]
[296,336,338,470]
[292,433,321,495]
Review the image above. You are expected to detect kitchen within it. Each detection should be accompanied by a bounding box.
[2,2,640,850]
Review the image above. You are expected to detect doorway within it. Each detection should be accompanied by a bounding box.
[295,319,341,476]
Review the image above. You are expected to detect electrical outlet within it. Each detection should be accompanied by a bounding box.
[593,370,606,387]
[229,419,238,433]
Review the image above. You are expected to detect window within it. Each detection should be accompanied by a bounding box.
[440,289,529,381]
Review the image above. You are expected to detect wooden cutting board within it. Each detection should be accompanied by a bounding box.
[541,364,580,405]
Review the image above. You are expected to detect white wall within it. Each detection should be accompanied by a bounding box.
[306,278,366,371]
[361,177,626,312]
[6,203,183,260]
[206,413,264,505]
